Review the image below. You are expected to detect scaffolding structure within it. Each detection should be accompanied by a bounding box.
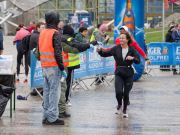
[0,0,114,35]
[0,0,179,35]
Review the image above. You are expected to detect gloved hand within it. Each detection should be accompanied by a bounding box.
[61,70,67,78]
[90,40,98,46]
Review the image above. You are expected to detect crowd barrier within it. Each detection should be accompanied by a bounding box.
[147,42,180,65]
[30,47,115,89]
[30,43,150,89]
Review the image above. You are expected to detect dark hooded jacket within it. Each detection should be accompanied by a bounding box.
[44,11,64,70]
[165,26,174,42]
[62,25,91,52]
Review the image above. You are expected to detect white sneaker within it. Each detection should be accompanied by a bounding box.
[122,113,128,118]
[115,109,121,115]
[66,100,72,107]
[115,104,121,115]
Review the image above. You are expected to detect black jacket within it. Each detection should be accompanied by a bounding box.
[165,31,173,42]
[69,39,90,52]
[61,35,80,54]
[29,30,39,50]
[62,35,90,52]
[98,45,140,76]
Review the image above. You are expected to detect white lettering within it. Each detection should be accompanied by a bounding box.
[34,70,43,79]
[176,56,180,61]
[88,62,103,69]
[149,56,169,61]
[148,47,161,55]
[176,47,180,55]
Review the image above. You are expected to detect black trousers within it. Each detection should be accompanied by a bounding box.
[65,68,74,102]
[16,45,29,76]
[115,75,133,112]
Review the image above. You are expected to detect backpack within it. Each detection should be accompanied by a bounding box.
[21,34,31,54]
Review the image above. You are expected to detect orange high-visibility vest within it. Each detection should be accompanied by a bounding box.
[39,29,58,67]
[62,51,69,67]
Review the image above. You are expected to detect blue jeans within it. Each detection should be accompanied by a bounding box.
[42,66,61,122]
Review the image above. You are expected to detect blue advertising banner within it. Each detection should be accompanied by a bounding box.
[172,43,180,65]
[31,49,115,89]
[30,52,44,89]
[114,0,145,80]
[74,48,114,79]
[147,42,180,65]
[147,42,173,65]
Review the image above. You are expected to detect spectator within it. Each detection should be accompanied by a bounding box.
[166,26,175,43]
[29,22,45,51]
[27,21,36,33]
[58,21,64,34]
[75,26,88,43]
[172,24,180,42]
[171,24,180,74]
[62,25,97,106]
[13,24,30,83]
[58,24,80,118]
[90,23,110,85]
[160,25,175,71]
[90,23,110,44]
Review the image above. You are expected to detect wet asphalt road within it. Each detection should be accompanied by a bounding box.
[0,36,180,135]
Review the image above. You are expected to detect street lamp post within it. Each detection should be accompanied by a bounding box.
[162,0,165,41]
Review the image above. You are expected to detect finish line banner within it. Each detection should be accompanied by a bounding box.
[30,48,114,89]
[147,42,180,65]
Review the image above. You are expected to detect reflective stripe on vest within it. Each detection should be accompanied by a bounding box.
[39,29,58,67]
[40,52,56,62]
[62,51,69,67]
[67,53,80,67]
